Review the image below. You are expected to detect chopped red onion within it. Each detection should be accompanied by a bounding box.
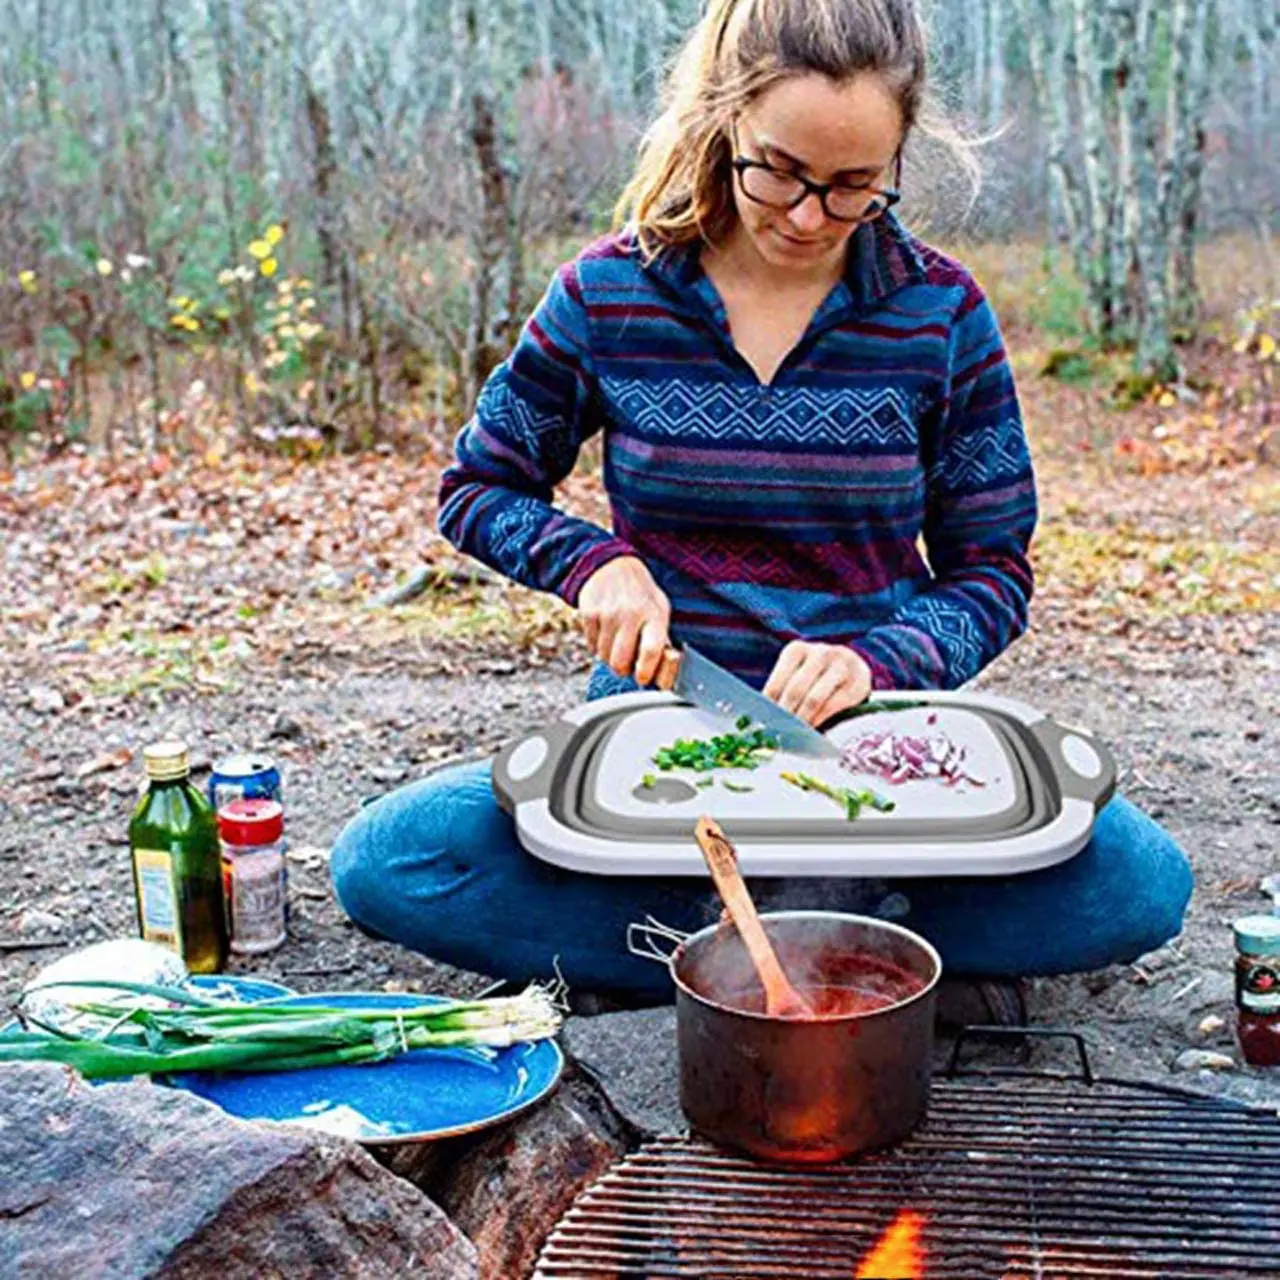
[839,727,986,789]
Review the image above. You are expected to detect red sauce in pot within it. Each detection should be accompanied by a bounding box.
[710,949,926,1020]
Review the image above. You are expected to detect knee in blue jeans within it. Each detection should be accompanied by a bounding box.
[330,803,383,930]
[1101,817,1195,964]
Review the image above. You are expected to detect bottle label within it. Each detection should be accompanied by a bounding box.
[224,851,287,950]
[1239,960,1280,1015]
[135,847,182,953]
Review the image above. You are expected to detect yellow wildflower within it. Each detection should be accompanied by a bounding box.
[1259,333,1277,361]
[96,258,114,277]
[264,350,289,369]
[19,371,36,390]
[217,269,236,287]
[277,325,296,340]
[259,257,278,278]
[244,371,263,395]
[298,297,316,313]
[296,322,322,342]
[277,278,293,294]
[249,239,271,260]
[18,270,37,295]
[265,224,284,246]
[297,279,313,291]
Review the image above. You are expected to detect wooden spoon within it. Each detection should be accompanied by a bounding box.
[694,816,814,1019]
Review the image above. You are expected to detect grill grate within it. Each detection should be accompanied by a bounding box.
[534,1076,1280,1279]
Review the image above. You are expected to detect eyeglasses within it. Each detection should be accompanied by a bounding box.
[730,125,901,225]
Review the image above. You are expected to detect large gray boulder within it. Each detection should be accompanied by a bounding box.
[0,1062,478,1279]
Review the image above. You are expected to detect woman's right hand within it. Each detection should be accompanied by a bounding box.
[576,556,673,687]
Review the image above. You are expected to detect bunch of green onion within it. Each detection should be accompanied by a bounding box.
[0,980,562,1081]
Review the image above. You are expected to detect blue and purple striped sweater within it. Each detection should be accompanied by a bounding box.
[438,214,1036,693]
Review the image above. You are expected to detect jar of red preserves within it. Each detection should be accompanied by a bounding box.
[1233,915,1280,1068]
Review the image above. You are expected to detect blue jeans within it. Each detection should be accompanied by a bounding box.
[330,756,1194,1001]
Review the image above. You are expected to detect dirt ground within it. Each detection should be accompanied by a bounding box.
[3,619,1277,1109]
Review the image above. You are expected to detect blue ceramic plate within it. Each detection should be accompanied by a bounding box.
[188,974,294,1002]
[167,984,564,1145]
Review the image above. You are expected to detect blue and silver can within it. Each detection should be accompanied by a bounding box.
[208,753,283,814]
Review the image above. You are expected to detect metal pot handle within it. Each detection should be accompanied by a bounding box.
[626,915,689,965]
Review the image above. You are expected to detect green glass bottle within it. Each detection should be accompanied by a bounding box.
[129,740,228,974]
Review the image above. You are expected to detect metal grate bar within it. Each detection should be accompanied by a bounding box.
[534,1079,1280,1280]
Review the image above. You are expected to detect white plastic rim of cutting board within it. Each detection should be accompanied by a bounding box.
[1059,733,1103,779]
[588,703,1018,824]
[512,796,1094,877]
[506,736,549,782]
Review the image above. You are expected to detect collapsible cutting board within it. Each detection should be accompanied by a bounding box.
[492,691,1116,877]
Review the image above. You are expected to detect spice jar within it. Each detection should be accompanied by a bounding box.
[217,799,288,955]
[1233,914,1280,1068]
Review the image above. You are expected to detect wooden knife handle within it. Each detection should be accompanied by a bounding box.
[656,646,682,692]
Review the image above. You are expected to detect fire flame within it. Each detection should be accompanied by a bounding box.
[854,1209,926,1279]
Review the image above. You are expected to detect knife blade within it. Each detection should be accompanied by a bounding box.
[662,644,841,760]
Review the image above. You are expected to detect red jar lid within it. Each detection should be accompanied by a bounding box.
[218,798,284,846]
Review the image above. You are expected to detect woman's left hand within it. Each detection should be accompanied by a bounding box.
[763,641,872,728]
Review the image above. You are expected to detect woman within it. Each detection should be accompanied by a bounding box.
[331,0,1192,1011]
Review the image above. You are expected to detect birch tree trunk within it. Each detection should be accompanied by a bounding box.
[1168,0,1214,334]
[1072,0,1122,339]
[985,0,1007,130]
[1113,0,1173,378]
[1017,0,1087,275]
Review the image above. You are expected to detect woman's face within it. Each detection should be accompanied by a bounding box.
[727,72,904,275]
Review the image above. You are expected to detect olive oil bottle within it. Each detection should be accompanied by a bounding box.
[129,741,228,974]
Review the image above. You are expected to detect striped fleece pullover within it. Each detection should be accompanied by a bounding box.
[438,215,1036,693]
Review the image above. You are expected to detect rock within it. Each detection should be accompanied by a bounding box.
[1260,872,1280,909]
[1172,1049,1237,1073]
[367,564,436,609]
[18,908,65,935]
[563,1007,685,1138]
[1197,1014,1227,1036]
[402,1068,635,1280]
[269,712,306,741]
[28,685,65,714]
[1132,945,1180,974]
[0,1062,478,1279]
[370,765,409,785]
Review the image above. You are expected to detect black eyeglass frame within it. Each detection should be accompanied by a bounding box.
[729,129,903,225]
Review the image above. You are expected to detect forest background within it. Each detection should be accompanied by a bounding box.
[2,0,1275,697]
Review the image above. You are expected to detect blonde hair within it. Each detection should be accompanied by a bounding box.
[612,0,979,259]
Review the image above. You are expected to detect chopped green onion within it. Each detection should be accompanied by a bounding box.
[651,721,779,774]
[781,770,895,820]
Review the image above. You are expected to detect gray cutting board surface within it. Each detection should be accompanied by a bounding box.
[590,704,1015,823]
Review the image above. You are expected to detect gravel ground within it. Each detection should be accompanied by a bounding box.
[3,629,1277,1109]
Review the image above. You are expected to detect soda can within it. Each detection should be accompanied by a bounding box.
[208,753,283,814]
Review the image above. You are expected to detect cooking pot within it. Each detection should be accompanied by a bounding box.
[629,910,941,1164]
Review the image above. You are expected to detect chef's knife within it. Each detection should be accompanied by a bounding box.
[658,644,841,760]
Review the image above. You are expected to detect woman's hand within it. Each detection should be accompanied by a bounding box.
[763,641,872,727]
[576,556,672,686]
